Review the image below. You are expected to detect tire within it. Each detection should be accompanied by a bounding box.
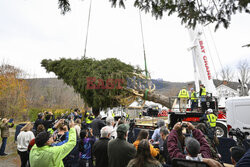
[216,122,227,138]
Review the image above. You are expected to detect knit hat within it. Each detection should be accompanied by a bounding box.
[116,124,129,134]
[35,131,51,147]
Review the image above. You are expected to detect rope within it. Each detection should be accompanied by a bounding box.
[144,89,149,100]
[139,10,148,78]
[83,0,92,58]
[208,25,223,70]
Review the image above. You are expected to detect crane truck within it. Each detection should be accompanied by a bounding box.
[167,26,228,137]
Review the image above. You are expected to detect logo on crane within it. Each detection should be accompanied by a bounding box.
[199,40,211,80]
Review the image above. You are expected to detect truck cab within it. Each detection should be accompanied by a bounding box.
[226,96,250,137]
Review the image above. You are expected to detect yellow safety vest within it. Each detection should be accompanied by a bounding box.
[86,113,94,124]
[112,113,115,117]
[207,114,217,127]
[178,89,189,98]
[201,87,206,96]
[191,92,198,102]
[47,128,54,135]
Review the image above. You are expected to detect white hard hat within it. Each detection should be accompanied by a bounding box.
[207,108,213,113]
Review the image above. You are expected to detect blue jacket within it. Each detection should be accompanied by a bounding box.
[236,148,250,167]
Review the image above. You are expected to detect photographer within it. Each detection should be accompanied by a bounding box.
[0,118,14,156]
[167,122,211,160]
[29,119,76,167]
[43,111,55,131]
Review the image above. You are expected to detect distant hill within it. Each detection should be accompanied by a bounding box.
[26,78,243,108]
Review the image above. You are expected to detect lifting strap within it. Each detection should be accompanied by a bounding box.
[83,0,92,58]
[139,10,148,78]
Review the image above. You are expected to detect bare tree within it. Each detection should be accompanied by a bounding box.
[220,66,234,82]
[237,59,250,84]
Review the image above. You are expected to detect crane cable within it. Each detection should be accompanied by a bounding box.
[83,0,92,58]
[208,25,224,70]
[201,27,218,78]
[139,10,149,79]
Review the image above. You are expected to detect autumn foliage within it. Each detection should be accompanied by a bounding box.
[0,63,28,119]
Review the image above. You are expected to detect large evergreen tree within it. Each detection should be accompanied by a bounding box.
[41,58,171,114]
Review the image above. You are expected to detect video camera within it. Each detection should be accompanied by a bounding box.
[229,128,249,146]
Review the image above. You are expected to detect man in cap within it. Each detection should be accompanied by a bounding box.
[178,86,189,112]
[29,120,76,167]
[108,124,136,167]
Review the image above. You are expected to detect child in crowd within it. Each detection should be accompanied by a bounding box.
[79,128,96,167]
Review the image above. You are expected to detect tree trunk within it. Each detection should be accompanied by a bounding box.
[143,91,171,108]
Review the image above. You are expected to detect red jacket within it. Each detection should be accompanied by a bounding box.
[167,129,212,160]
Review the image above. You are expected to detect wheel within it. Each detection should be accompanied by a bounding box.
[216,122,227,138]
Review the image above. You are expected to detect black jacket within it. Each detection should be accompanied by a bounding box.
[90,118,105,137]
[93,137,110,167]
[34,119,44,131]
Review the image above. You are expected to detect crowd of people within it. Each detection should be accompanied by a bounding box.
[0,108,250,167]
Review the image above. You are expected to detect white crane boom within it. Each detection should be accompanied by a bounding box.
[188,26,217,96]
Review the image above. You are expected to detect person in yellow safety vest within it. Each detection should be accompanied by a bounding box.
[206,108,217,128]
[178,86,189,112]
[199,84,207,102]
[126,113,129,121]
[85,112,95,125]
[190,88,198,111]
[139,112,142,119]
[112,112,115,118]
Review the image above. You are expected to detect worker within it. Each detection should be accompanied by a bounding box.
[199,84,206,102]
[206,109,217,135]
[126,113,129,121]
[190,88,198,111]
[85,112,95,127]
[112,112,115,118]
[139,112,142,119]
[178,86,189,112]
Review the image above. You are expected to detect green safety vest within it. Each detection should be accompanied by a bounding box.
[191,92,198,102]
[201,87,206,96]
[207,114,217,127]
[178,89,189,98]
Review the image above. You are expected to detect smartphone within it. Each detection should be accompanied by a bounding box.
[9,118,14,123]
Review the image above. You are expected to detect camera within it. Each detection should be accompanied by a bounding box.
[181,123,188,128]
[229,128,249,146]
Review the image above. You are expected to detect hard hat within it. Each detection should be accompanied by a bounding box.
[207,108,213,113]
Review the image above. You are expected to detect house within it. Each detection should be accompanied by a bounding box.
[214,80,239,99]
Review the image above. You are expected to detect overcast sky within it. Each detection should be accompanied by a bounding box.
[0,0,249,82]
